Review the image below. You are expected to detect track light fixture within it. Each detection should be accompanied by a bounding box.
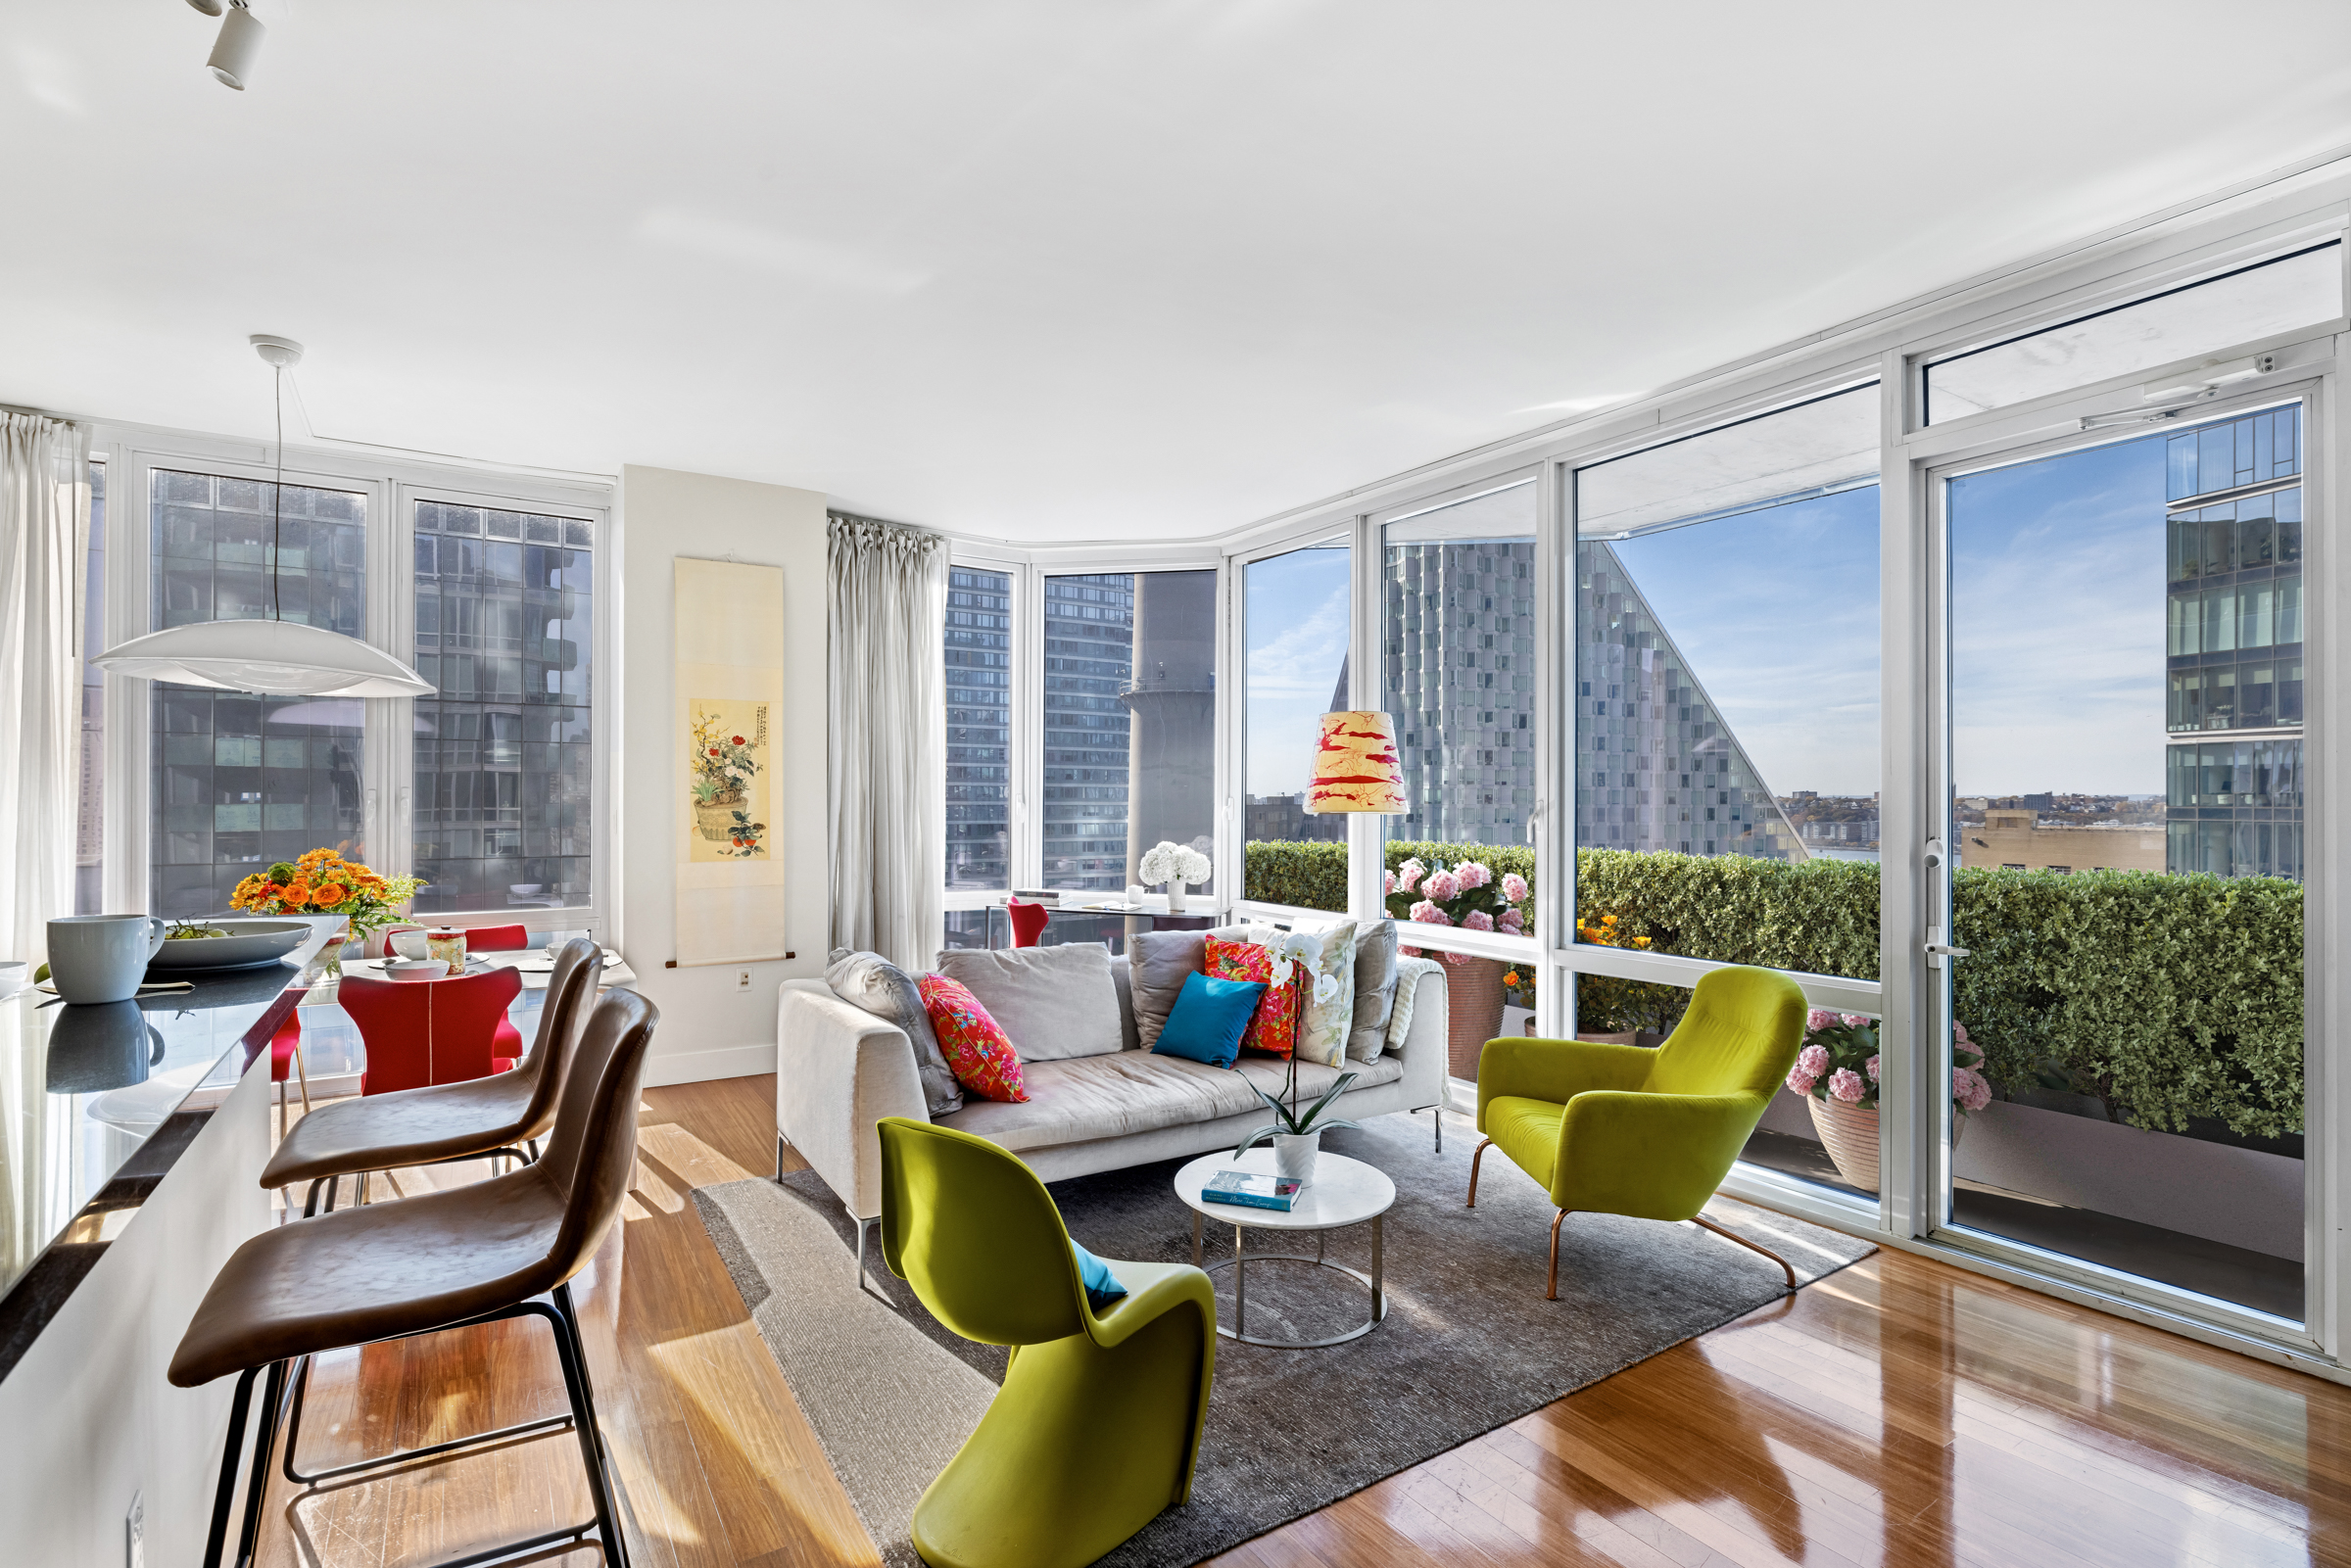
[206,2,264,90]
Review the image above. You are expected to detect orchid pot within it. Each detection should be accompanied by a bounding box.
[1272,1131,1320,1182]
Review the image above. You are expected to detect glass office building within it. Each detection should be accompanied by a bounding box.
[945,566,1012,888]
[2165,405,2305,879]
[1381,540,1539,846]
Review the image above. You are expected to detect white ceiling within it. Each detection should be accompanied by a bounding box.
[7,3,2351,543]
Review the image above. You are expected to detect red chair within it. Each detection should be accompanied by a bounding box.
[1006,898,1050,948]
[464,923,532,952]
[335,967,526,1097]
[268,1013,312,1141]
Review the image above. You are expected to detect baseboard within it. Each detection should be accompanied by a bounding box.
[642,1042,779,1088]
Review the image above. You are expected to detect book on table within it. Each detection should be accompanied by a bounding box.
[1201,1170,1306,1212]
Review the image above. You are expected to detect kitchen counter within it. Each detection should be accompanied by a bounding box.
[0,917,338,1381]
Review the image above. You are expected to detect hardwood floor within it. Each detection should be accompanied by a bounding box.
[245,1073,2351,1567]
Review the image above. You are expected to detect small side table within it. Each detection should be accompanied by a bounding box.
[1173,1148,1395,1348]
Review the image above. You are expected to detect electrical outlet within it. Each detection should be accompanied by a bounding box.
[126,1490,144,1568]
[736,970,751,991]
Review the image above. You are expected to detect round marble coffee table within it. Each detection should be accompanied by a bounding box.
[1173,1148,1395,1348]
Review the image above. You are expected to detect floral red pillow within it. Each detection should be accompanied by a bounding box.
[917,974,1029,1103]
[1205,935,1301,1059]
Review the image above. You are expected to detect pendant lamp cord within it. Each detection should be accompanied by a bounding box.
[270,364,284,622]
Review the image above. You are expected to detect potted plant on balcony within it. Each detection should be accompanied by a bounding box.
[1787,1011,1994,1192]
[1388,859,1531,1079]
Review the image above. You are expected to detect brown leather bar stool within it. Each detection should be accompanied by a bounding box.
[170,987,659,1568]
[263,938,603,1215]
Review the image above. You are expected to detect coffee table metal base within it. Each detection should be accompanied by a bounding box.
[1191,1210,1387,1349]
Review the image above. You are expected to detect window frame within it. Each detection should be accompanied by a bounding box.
[91,424,615,938]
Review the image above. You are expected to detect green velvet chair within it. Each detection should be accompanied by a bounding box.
[876,1117,1218,1568]
[1468,964,1808,1300]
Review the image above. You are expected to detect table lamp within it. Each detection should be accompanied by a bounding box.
[1308,711,1406,813]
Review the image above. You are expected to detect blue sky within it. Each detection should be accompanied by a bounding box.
[1243,429,2173,803]
[1245,544,1350,795]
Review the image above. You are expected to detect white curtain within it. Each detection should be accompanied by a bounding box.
[828,513,946,972]
[0,413,89,968]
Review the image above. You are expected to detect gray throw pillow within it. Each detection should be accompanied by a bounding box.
[1127,929,1207,1051]
[1347,920,1401,1063]
[1109,956,1143,1051]
[936,943,1125,1061]
[826,948,963,1117]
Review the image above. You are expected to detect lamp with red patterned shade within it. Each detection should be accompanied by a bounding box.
[1308,711,1406,814]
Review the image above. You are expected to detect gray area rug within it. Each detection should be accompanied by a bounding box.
[694,1111,1874,1568]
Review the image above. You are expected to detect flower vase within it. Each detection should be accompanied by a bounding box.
[1166,882,1189,916]
[1805,1096,1966,1195]
[1272,1131,1319,1183]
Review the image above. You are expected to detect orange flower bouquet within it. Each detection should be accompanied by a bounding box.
[230,848,425,943]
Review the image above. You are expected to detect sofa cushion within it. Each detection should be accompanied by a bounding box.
[1347,921,1400,1063]
[1152,972,1263,1068]
[936,943,1125,1061]
[1387,955,1447,1054]
[1276,918,1357,1068]
[1108,955,1142,1052]
[936,1048,1404,1154]
[1206,935,1301,1059]
[917,974,1029,1104]
[1128,929,1207,1050]
[825,947,964,1117]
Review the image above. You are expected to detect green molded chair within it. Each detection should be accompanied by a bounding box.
[1467,965,1808,1300]
[877,1117,1218,1568]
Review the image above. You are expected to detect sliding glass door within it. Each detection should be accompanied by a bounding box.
[1932,395,2311,1323]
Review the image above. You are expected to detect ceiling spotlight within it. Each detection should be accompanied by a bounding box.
[186,0,224,14]
[207,2,264,90]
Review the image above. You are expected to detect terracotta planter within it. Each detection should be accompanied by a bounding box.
[1444,955,1508,1081]
[1806,1096,1965,1193]
[695,795,746,841]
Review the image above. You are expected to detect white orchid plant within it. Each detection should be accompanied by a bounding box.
[1138,838,1212,890]
[1234,928,1361,1156]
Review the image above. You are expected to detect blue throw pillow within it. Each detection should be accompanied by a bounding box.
[1152,972,1265,1068]
[1071,1239,1128,1312]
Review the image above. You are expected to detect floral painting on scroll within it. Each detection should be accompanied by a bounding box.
[688,698,769,861]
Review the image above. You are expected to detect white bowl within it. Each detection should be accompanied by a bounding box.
[383,959,449,983]
[508,883,545,896]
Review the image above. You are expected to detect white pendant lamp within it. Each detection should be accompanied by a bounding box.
[92,337,435,700]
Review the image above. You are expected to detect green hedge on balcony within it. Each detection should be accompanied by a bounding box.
[1241,840,2305,1138]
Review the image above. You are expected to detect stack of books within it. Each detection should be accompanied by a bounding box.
[1201,1169,1307,1212]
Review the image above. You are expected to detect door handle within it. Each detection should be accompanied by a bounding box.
[1925,926,1970,968]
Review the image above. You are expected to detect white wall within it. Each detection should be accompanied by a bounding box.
[0,1059,270,1568]
[618,465,831,1086]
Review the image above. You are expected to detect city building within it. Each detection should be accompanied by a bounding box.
[1965,808,2167,873]
[944,565,1012,888]
[2165,405,2305,879]
[1575,543,1808,861]
[1381,540,1539,846]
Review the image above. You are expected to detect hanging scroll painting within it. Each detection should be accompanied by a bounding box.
[674,557,789,965]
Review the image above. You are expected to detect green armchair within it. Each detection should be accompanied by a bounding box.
[1468,965,1808,1300]
[877,1117,1218,1568]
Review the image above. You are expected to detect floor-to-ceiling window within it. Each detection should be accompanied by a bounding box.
[1567,387,1884,1207]
[148,468,368,917]
[1240,536,1351,912]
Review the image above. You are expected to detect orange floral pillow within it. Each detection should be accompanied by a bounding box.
[1204,935,1301,1059]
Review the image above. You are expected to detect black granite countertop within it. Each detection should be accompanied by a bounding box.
[0,918,339,1380]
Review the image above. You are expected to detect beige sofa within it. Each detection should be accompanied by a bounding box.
[774,948,1447,1270]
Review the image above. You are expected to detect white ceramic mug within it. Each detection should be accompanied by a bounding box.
[388,928,432,961]
[47,915,168,1004]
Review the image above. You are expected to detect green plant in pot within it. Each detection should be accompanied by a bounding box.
[1232,931,1358,1182]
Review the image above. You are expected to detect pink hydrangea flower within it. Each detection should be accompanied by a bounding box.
[1423,870,1461,903]
[1865,1053,1881,1082]
[1952,1021,1972,1044]
[1455,862,1492,891]
[1500,872,1529,903]
[1462,909,1495,932]
[1786,1065,1819,1095]
[1806,1008,1837,1031]
[1828,1069,1866,1104]
[1397,859,1425,894]
[1794,1044,1829,1079]
[1383,870,1396,896]
[1409,900,1451,927]
[1841,1013,1871,1028]
[1953,1067,1992,1112]
[1496,907,1524,933]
